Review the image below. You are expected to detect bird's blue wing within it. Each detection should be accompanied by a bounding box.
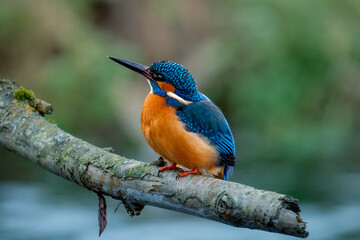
[176,94,236,169]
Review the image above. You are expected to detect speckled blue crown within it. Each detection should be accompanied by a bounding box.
[149,61,202,101]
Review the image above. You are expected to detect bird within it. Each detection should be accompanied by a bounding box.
[108,56,236,180]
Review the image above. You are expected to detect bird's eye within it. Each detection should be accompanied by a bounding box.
[151,72,164,81]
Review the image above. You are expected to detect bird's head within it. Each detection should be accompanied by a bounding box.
[108,57,203,105]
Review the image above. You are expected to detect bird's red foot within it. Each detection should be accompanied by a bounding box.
[158,163,183,176]
[176,169,201,179]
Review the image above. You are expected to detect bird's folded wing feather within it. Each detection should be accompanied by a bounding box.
[176,94,236,166]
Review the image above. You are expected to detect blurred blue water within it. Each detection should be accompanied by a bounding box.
[0,182,359,240]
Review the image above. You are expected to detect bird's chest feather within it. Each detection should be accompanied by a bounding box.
[140,94,173,145]
[140,93,218,170]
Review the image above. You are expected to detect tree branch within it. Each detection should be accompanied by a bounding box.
[0,79,308,238]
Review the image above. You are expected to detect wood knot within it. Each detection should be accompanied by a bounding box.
[151,156,166,167]
[216,193,232,220]
[0,122,11,133]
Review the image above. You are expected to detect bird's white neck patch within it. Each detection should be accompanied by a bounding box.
[147,79,153,94]
[166,92,192,105]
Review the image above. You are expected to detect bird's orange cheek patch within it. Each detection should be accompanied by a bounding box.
[157,82,175,93]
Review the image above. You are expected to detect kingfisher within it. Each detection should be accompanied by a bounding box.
[108,56,236,180]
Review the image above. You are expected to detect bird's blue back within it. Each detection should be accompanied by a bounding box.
[176,94,235,180]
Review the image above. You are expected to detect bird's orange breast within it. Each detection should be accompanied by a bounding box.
[141,93,218,170]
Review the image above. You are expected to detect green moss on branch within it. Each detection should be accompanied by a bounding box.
[13,86,35,101]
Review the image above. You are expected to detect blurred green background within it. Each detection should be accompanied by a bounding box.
[1,0,360,239]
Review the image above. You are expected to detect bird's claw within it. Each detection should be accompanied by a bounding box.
[176,169,201,180]
[158,164,184,177]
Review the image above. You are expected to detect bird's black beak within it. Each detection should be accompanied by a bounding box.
[107,56,153,80]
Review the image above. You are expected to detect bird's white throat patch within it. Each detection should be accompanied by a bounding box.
[166,92,192,105]
[147,79,153,94]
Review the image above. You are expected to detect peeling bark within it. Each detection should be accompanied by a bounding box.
[0,79,308,238]
[97,192,107,236]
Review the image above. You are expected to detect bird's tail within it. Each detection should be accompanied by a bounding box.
[223,165,233,181]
